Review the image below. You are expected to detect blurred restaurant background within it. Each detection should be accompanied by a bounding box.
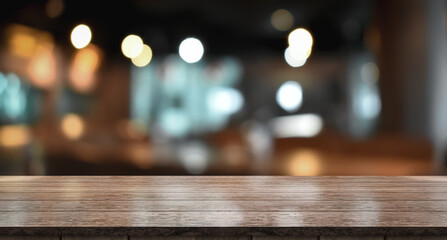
[0,0,445,175]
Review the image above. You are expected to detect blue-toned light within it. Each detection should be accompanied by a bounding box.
[159,108,191,137]
[207,87,243,115]
[276,81,303,112]
[4,74,26,120]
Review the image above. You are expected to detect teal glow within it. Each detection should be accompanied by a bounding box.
[0,73,8,94]
[4,74,26,120]
[130,56,243,137]
[159,108,190,137]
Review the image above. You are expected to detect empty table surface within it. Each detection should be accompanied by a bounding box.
[0,176,447,235]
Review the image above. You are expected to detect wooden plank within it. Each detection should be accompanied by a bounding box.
[1,211,447,227]
[1,181,445,187]
[1,192,447,201]
[0,176,446,185]
[1,200,446,212]
[0,237,58,240]
[1,186,447,193]
[320,237,383,240]
[1,176,447,230]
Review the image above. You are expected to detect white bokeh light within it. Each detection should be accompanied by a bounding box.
[179,37,204,63]
[207,87,244,115]
[121,34,144,58]
[276,81,303,112]
[288,28,313,53]
[284,47,307,68]
[71,24,92,49]
[270,114,323,138]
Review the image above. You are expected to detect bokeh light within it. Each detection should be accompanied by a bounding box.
[69,44,101,93]
[61,114,85,140]
[355,92,382,120]
[0,125,30,148]
[288,28,313,53]
[4,74,26,120]
[179,37,204,63]
[285,28,313,67]
[207,87,244,115]
[7,24,54,59]
[178,142,209,174]
[159,108,190,137]
[70,24,92,49]
[288,149,322,176]
[270,114,323,138]
[131,44,153,67]
[276,81,303,112]
[284,47,308,67]
[10,33,36,58]
[121,34,144,58]
[27,45,56,89]
[271,9,294,31]
[361,62,380,84]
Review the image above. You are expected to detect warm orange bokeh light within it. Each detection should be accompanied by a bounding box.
[27,46,57,89]
[10,33,36,58]
[288,149,322,176]
[69,44,102,93]
[60,114,85,140]
[7,24,54,59]
[0,125,31,148]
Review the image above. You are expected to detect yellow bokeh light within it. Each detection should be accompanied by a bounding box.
[61,114,85,140]
[288,149,322,176]
[131,44,153,67]
[271,9,294,31]
[121,34,143,58]
[0,125,31,148]
[69,44,101,93]
[27,45,56,89]
[70,24,92,49]
[288,28,313,53]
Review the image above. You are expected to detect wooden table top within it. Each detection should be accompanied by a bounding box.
[0,176,447,235]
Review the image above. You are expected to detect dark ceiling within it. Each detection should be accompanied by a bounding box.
[1,0,373,58]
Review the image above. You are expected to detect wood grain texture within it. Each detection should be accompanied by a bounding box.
[2,200,446,212]
[1,176,447,229]
[3,211,447,227]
